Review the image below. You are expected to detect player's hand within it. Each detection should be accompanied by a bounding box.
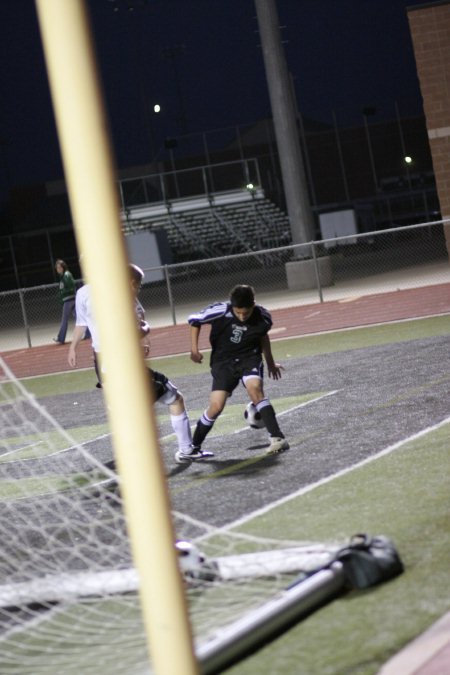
[68,350,76,368]
[268,363,284,380]
[190,350,203,364]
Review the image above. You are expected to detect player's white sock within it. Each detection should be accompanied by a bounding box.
[170,411,193,454]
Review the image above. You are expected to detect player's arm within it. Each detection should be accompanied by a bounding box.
[189,324,203,363]
[138,319,151,357]
[68,325,87,367]
[261,334,284,380]
[188,302,226,363]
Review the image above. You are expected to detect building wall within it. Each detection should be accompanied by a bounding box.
[408,0,450,251]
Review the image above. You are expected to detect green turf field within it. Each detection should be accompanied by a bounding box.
[1,314,449,674]
[225,420,450,674]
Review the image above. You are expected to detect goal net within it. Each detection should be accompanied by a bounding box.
[0,355,345,674]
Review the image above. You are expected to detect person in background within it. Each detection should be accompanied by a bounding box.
[184,284,289,461]
[53,259,76,345]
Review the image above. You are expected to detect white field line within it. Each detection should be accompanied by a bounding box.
[232,390,339,436]
[0,433,111,464]
[3,418,178,462]
[1,418,190,467]
[219,415,450,533]
[278,390,338,418]
[0,441,43,459]
[154,392,339,442]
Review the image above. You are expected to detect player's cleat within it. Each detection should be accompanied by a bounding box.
[175,446,215,464]
[266,437,289,455]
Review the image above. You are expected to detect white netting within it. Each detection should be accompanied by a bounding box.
[0,356,340,674]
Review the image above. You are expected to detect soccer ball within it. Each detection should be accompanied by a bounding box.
[244,402,264,429]
[175,540,219,583]
[175,540,206,579]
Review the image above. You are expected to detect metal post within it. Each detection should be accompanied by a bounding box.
[197,562,346,675]
[201,166,210,198]
[46,229,56,277]
[254,158,262,189]
[8,235,21,289]
[143,176,149,203]
[169,149,181,198]
[160,172,167,203]
[164,265,177,325]
[236,124,245,163]
[296,107,316,207]
[36,3,197,673]
[311,241,324,303]
[202,132,215,193]
[255,0,315,248]
[332,111,350,202]
[289,70,316,208]
[395,101,412,191]
[395,101,415,215]
[362,110,378,192]
[118,178,125,211]
[243,158,251,186]
[18,288,32,348]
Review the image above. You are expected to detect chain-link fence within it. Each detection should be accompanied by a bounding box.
[1,220,449,352]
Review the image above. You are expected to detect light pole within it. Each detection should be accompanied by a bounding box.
[254,0,315,249]
[395,101,413,192]
[362,106,378,192]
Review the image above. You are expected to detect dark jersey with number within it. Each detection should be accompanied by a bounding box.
[188,302,273,364]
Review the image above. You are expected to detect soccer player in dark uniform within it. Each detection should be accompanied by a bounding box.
[177,284,289,463]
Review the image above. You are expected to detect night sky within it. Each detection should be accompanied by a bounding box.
[0,0,430,202]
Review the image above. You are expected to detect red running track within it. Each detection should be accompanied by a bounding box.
[2,283,449,379]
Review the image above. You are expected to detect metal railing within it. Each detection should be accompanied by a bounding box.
[1,220,448,353]
[119,158,262,210]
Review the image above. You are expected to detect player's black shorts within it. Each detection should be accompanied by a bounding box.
[210,355,264,395]
[94,358,177,403]
[147,369,179,404]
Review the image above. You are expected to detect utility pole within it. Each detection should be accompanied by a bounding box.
[254,0,315,249]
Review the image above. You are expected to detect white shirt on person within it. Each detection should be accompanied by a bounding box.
[74,284,100,352]
[75,284,149,353]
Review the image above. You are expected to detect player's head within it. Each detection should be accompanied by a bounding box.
[55,259,68,273]
[129,263,144,293]
[230,284,255,322]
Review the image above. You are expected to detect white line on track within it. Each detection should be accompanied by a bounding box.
[221,415,450,533]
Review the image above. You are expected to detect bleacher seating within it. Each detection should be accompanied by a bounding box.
[122,189,292,263]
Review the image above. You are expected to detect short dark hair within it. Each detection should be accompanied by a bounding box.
[230,284,255,308]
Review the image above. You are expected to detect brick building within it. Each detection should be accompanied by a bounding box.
[408,0,450,252]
